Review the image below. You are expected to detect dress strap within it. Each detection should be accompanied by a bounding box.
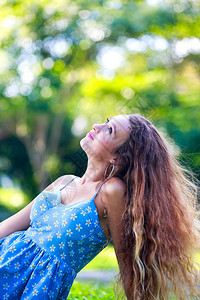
[60,176,79,191]
[96,181,106,194]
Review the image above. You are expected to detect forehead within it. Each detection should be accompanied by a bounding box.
[110,115,130,133]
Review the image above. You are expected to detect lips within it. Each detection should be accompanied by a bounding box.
[87,131,94,140]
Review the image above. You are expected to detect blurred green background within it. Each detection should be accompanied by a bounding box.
[0,0,200,221]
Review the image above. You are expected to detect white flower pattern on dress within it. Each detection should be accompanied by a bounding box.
[76,224,82,232]
[0,176,110,299]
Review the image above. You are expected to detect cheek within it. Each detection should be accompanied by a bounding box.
[98,132,111,145]
[94,138,113,155]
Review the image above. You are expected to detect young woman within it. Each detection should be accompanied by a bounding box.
[0,114,199,299]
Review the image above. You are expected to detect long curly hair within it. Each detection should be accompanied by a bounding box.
[109,113,200,299]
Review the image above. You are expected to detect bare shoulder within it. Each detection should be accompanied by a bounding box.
[100,178,126,246]
[44,174,74,191]
[101,177,126,198]
[101,177,126,214]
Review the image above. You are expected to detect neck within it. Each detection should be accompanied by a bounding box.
[80,157,108,185]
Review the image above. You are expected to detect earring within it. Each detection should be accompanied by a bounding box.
[104,162,115,180]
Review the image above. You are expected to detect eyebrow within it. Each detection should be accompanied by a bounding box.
[110,117,116,138]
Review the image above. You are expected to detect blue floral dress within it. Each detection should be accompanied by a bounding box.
[0,176,111,299]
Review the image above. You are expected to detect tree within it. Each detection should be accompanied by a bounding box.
[0,0,199,203]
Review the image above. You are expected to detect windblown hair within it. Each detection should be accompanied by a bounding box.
[110,114,200,299]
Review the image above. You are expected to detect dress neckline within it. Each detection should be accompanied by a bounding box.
[58,189,98,209]
[41,189,109,242]
[59,176,99,208]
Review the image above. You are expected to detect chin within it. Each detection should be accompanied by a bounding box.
[80,137,88,152]
[80,138,85,149]
[80,138,95,157]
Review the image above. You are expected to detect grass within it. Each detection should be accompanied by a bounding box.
[68,281,180,299]
[68,246,119,298]
[68,281,116,299]
[82,245,119,271]
[1,189,199,299]
[82,245,200,272]
[68,246,200,299]
[194,251,200,270]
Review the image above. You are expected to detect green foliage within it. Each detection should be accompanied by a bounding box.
[0,0,199,201]
[0,187,28,210]
[0,187,29,221]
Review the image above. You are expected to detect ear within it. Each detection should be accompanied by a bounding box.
[110,157,118,165]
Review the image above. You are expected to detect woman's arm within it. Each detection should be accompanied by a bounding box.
[102,179,133,300]
[0,175,69,240]
[0,200,35,240]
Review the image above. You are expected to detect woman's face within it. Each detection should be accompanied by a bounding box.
[80,114,130,162]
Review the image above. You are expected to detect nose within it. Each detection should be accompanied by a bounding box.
[92,124,100,133]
